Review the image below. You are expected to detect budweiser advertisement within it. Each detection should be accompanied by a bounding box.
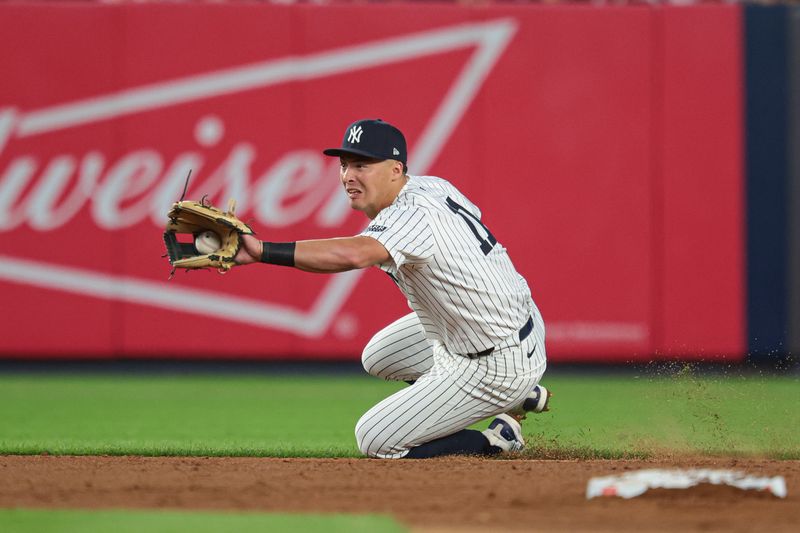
[0,3,744,361]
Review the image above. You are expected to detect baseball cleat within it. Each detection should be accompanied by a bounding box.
[483,413,525,453]
[523,384,551,413]
[508,384,551,421]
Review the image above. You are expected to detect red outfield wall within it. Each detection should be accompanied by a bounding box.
[0,3,744,361]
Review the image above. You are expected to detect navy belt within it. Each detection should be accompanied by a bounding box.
[465,316,534,359]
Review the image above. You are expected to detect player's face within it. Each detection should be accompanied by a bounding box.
[339,156,404,219]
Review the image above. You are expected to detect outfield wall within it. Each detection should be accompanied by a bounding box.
[0,2,765,362]
[745,4,800,361]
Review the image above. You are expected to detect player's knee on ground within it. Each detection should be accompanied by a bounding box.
[354,414,407,459]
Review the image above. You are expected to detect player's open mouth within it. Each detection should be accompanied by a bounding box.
[346,189,362,198]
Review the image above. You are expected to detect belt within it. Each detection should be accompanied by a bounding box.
[465,316,534,360]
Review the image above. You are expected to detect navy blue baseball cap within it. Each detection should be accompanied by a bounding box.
[323,119,407,165]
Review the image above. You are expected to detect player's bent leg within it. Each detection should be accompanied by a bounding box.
[354,376,492,459]
[354,376,518,459]
[355,345,541,459]
[361,312,433,382]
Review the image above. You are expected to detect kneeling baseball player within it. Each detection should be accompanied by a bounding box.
[173,119,550,458]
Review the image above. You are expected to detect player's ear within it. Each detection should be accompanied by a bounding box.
[391,160,403,178]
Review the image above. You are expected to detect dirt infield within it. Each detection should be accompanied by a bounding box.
[1,455,797,532]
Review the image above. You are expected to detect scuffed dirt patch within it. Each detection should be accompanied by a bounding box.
[0,455,797,532]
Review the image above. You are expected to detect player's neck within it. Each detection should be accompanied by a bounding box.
[366,175,409,219]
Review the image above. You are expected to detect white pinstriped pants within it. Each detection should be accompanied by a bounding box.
[355,305,547,459]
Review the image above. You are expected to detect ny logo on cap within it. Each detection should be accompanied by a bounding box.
[348,125,364,143]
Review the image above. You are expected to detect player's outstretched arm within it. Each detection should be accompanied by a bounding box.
[235,233,390,273]
[295,237,390,273]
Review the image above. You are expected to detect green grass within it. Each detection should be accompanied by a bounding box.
[0,508,405,533]
[0,370,798,459]
[526,370,800,459]
[0,374,401,457]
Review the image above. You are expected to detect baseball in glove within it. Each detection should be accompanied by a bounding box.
[163,196,254,277]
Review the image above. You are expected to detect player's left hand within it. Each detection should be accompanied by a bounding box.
[234,234,263,265]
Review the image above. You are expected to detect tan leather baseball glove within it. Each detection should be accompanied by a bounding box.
[163,197,254,276]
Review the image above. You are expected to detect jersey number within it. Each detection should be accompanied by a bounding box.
[446,196,497,255]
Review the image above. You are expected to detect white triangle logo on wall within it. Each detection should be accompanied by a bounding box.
[0,18,517,337]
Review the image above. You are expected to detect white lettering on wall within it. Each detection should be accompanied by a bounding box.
[0,116,350,233]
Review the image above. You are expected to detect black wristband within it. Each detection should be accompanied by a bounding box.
[260,241,296,267]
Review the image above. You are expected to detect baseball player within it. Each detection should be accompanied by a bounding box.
[235,118,549,458]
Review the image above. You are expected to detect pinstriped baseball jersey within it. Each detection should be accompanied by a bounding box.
[360,175,532,356]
